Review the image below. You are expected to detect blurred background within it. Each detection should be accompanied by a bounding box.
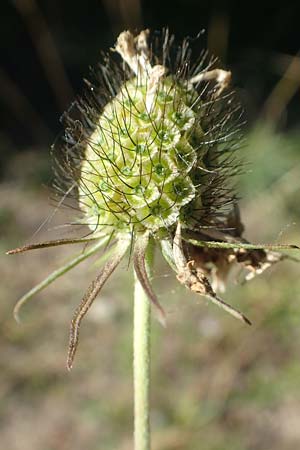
[1,1,300,449]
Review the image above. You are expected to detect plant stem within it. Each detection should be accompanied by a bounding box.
[133,240,153,450]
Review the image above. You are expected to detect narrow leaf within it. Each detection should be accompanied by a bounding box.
[160,239,177,272]
[13,236,110,322]
[7,235,100,255]
[134,233,166,326]
[206,293,252,326]
[185,238,299,252]
[67,237,130,370]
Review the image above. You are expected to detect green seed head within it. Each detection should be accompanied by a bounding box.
[60,29,240,240]
[79,75,198,233]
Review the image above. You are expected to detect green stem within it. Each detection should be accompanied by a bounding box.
[133,240,153,450]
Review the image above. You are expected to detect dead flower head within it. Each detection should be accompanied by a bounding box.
[7,29,298,369]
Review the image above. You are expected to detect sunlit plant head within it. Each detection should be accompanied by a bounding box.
[61,30,236,238]
[8,29,298,369]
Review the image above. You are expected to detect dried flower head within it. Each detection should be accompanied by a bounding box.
[8,29,298,369]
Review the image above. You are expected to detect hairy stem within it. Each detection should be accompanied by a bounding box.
[133,239,154,450]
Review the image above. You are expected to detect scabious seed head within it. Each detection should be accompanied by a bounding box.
[59,29,240,241]
[79,75,198,233]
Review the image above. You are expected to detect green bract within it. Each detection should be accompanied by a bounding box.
[79,76,200,234]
